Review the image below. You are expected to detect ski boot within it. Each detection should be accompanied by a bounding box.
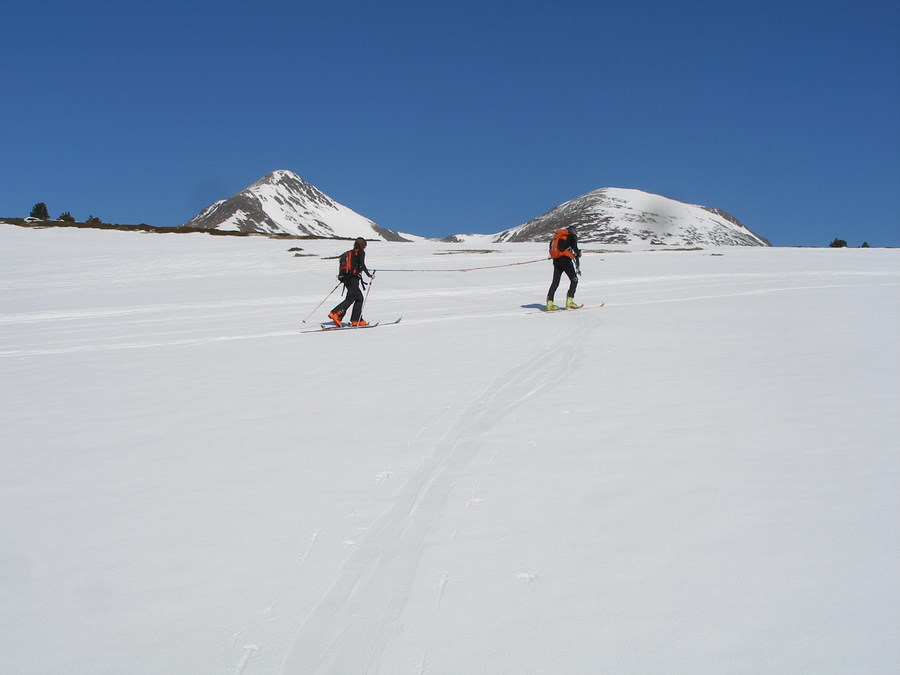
[328,310,344,327]
[351,319,369,327]
[566,297,583,309]
[546,300,560,311]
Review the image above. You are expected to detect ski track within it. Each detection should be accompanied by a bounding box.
[0,269,886,326]
[278,315,591,674]
[0,275,894,358]
[0,295,304,325]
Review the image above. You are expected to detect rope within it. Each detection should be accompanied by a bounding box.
[373,268,458,272]
[375,258,548,273]
[460,258,548,272]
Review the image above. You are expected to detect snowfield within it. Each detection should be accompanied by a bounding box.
[1,226,898,674]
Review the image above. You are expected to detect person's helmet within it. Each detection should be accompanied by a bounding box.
[567,225,577,233]
[354,237,367,249]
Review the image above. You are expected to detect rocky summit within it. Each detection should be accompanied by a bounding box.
[181,170,409,241]
[492,188,768,247]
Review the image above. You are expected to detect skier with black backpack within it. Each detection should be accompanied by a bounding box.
[546,225,583,311]
[328,238,375,327]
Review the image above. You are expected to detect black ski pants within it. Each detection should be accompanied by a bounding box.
[331,276,365,322]
[547,257,578,301]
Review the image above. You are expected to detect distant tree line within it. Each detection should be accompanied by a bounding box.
[829,238,870,248]
[29,202,100,224]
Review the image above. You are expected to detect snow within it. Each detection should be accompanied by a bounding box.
[243,171,382,240]
[251,183,369,239]
[498,187,767,247]
[438,233,501,246]
[1,226,898,674]
[190,170,385,240]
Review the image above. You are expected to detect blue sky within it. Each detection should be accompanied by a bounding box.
[2,0,898,246]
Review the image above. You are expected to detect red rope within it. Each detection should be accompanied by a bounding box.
[459,258,548,272]
[376,258,548,273]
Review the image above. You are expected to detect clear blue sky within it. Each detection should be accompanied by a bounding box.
[3,0,898,246]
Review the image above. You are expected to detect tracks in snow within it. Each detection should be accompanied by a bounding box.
[278,317,592,673]
[2,272,895,358]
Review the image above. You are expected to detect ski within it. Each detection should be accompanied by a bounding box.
[529,303,604,314]
[301,317,402,333]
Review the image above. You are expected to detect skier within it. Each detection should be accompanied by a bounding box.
[328,238,375,327]
[546,225,582,311]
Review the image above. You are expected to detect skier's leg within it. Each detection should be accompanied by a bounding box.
[564,259,578,298]
[346,279,364,322]
[330,278,359,324]
[547,261,564,301]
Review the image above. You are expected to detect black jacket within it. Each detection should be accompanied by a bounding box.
[354,248,371,276]
[558,231,581,258]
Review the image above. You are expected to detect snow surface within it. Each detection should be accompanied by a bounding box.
[1,226,898,674]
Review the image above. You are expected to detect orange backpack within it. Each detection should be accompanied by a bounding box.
[338,249,360,278]
[549,229,575,259]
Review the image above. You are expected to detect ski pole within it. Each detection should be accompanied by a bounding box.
[360,272,375,314]
[301,282,341,323]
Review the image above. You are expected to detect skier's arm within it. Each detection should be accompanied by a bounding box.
[358,249,373,277]
[571,233,582,274]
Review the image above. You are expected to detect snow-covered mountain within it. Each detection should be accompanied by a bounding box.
[182,170,410,241]
[489,187,769,247]
[185,173,762,247]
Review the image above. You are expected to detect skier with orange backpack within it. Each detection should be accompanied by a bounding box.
[328,238,375,326]
[546,226,582,311]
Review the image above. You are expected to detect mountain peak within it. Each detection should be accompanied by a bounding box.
[251,170,317,193]
[260,169,297,182]
[182,171,409,241]
[493,188,767,247]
